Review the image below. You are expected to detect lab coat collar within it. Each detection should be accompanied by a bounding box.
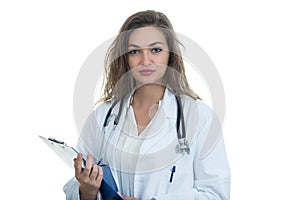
[159,87,177,119]
[111,87,177,119]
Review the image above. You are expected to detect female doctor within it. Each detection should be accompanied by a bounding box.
[64,10,230,200]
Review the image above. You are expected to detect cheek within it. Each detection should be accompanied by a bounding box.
[128,57,141,70]
[161,52,170,66]
[159,66,168,76]
[128,57,133,69]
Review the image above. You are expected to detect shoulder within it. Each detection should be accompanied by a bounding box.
[181,96,223,158]
[181,95,214,120]
[181,95,219,139]
[83,101,113,127]
[94,101,112,115]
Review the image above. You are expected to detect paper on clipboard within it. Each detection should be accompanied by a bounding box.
[39,135,85,169]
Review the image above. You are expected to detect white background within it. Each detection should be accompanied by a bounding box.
[1,0,299,199]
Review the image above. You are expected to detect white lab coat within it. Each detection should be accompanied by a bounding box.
[64,88,230,200]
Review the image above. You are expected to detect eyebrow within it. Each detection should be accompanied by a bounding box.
[128,42,165,48]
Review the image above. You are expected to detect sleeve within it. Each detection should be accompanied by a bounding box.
[193,135,231,200]
[63,177,102,200]
[63,104,110,200]
[193,108,231,200]
[153,105,231,200]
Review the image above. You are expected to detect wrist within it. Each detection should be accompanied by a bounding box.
[79,185,98,200]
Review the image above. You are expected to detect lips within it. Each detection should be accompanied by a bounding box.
[139,69,155,75]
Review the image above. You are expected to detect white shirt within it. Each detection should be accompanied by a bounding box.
[64,88,231,200]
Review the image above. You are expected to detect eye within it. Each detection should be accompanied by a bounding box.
[128,49,139,54]
[152,48,162,53]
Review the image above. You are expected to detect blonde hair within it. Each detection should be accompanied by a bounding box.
[99,10,199,103]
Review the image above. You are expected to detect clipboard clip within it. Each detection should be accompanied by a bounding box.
[48,137,65,145]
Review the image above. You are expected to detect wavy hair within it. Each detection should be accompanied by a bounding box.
[99,10,199,103]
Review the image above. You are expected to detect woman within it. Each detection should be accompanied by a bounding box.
[64,10,230,200]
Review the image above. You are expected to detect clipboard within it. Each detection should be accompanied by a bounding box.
[39,135,123,200]
[39,135,84,169]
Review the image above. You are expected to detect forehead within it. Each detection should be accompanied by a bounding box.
[128,27,167,46]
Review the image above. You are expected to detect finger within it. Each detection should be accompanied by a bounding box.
[122,196,138,200]
[82,153,93,177]
[96,165,103,183]
[74,153,83,176]
[89,163,99,180]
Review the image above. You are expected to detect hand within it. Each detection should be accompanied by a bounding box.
[121,195,138,200]
[113,195,138,200]
[74,153,103,199]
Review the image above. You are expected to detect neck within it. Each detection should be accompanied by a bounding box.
[132,84,166,108]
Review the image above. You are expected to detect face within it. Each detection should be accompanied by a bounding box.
[127,26,170,86]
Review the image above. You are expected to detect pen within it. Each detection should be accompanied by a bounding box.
[169,165,176,182]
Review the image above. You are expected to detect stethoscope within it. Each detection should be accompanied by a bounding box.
[101,92,190,158]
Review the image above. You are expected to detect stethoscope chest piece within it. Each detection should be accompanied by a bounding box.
[176,138,190,154]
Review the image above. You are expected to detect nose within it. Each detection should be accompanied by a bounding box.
[141,49,152,66]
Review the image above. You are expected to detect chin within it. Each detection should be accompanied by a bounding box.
[135,79,166,87]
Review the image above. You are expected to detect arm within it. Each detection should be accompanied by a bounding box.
[63,175,103,200]
[75,153,103,200]
[64,106,110,200]
[194,135,231,199]
[63,153,104,200]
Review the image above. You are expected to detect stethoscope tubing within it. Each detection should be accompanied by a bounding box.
[101,92,189,158]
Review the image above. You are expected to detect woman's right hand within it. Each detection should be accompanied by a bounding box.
[74,153,103,199]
